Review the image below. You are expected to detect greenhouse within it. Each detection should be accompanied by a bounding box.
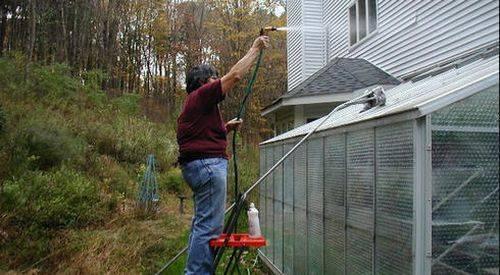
[258,54,499,274]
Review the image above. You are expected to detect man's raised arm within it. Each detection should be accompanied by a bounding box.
[220,36,270,94]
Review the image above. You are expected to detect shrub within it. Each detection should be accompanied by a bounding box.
[111,93,141,115]
[30,63,78,99]
[84,88,107,109]
[15,118,85,170]
[81,69,107,92]
[0,55,24,91]
[158,168,188,195]
[0,104,5,134]
[1,167,105,229]
[80,114,176,166]
[81,70,108,108]
[89,155,134,197]
[0,58,18,88]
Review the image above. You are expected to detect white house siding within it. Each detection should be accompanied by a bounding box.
[343,0,500,78]
[288,0,500,89]
[287,0,303,90]
[287,0,326,90]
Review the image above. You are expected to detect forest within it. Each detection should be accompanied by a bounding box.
[0,0,286,273]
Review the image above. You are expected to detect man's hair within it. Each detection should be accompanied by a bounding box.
[186,64,218,94]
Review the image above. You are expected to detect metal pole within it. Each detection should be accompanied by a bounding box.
[155,247,188,275]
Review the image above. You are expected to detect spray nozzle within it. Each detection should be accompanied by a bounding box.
[260,26,279,35]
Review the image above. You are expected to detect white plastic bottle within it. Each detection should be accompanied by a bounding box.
[247,202,262,238]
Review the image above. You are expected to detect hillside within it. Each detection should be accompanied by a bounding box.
[0,56,264,274]
[0,55,187,273]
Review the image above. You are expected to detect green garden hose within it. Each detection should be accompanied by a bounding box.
[232,49,264,204]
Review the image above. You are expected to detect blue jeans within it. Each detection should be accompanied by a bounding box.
[181,158,228,275]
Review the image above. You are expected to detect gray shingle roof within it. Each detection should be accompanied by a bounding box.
[284,58,401,98]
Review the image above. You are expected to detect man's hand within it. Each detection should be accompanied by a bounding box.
[225,118,243,132]
[252,36,270,51]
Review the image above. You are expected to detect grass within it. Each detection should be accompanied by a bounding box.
[0,192,194,274]
[59,193,193,274]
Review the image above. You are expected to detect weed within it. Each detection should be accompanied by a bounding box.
[14,117,86,171]
[111,93,141,115]
[0,104,5,135]
[81,69,108,92]
[30,63,79,99]
[1,167,105,229]
[158,168,190,195]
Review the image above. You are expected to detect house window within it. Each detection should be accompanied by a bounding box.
[349,0,378,46]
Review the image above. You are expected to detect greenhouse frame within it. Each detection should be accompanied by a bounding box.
[258,54,499,274]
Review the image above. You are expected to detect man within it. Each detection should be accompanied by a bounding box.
[177,35,270,274]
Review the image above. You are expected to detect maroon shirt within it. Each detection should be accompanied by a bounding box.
[177,79,228,164]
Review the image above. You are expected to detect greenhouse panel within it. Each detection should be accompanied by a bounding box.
[265,146,274,260]
[283,142,294,275]
[293,143,307,274]
[375,122,414,274]
[324,134,347,275]
[259,145,266,255]
[273,145,284,270]
[431,85,499,274]
[346,128,375,275]
[307,138,324,275]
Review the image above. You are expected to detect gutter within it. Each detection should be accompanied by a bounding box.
[261,87,396,117]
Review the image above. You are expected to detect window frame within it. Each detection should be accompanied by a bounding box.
[348,0,378,48]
